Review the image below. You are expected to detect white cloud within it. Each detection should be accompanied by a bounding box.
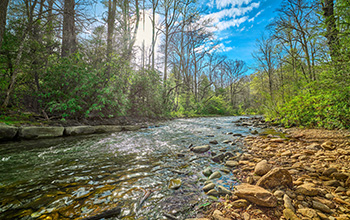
[248,9,263,22]
[216,0,253,9]
[216,16,248,31]
[203,1,260,31]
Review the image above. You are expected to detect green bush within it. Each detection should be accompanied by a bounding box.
[268,86,350,129]
[39,54,128,119]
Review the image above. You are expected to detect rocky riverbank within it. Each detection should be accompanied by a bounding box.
[0,116,167,142]
[192,126,350,220]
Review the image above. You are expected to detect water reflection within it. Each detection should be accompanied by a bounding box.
[0,116,253,219]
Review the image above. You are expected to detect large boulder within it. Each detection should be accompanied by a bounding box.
[64,126,96,136]
[256,167,293,189]
[94,125,122,133]
[0,124,18,140]
[19,127,64,139]
[191,145,210,153]
[254,160,271,176]
[234,183,277,207]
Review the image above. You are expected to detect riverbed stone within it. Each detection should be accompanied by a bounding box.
[122,125,141,131]
[209,171,222,180]
[321,141,336,150]
[212,210,230,220]
[331,172,349,181]
[0,124,18,140]
[19,127,64,139]
[298,208,318,218]
[312,200,332,213]
[94,125,122,133]
[64,126,96,136]
[256,167,293,189]
[283,208,301,220]
[207,189,219,197]
[217,185,231,195]
[284,194,295,212]
[234,183,277,207]
[202,167,213,177]
[203,183,215,192]
[254,159,271,176]
[231,199,250,208]
[209,140,218,144]
[225,160,238,167]
[296,183,319,196]
[212,153,225,163]
[192,145,210,153]
[322,167,338,177]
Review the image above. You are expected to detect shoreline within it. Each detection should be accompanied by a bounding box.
[200,126,350,220]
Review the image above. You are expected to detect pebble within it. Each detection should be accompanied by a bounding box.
[208,171,222,180]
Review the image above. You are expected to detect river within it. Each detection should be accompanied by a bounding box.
[0,116,262,219]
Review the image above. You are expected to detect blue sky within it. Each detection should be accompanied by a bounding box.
[201,0,282,71]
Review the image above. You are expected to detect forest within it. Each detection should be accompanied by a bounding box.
[0,0,349,129]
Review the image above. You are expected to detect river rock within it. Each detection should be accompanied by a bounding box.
[312,200,332,213]
[203,183,215,192]
[296,183,319,196]
[250,130,259,135]
[321,141,336,150]
[331,172,349,181]
[284,194,295,212]
[297,208,318,218]
[209,140,218,144]
[212,153,225,163]
[212,210,230,220]
[231,199,250,208]
[322,167,338,176]
[254,160,271,176]
[168,179,182,190]
[274,190,285,198]
[19,127,64,139]
[209,171,222,180]
[225,160,238,167]
[207,189,219,197]
[283,208,301,220]
[256,168,293,189]
[324,180,340,187]
[234,183,277,207]
[94,125,122,133]
[202,167,213,177]
[346,176,350,187]
[217,185,231,195]
[233,133,242,137]
[0,124,18,140]
[122,125,141,131]
[64,126,96,136]
[192,145,210,153]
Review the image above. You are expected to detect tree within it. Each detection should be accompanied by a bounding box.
[0,0,10,49]
[322,0,339,60]
[62,0,77,57]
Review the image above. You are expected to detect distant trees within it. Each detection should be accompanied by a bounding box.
[250,0,350,129]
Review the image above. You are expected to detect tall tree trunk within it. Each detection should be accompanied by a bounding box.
[62,0,76,57]
[106,0,116,78]
[0,0,10,49]
[322,0,339,60]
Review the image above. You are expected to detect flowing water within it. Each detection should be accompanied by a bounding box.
[0,116,259,220]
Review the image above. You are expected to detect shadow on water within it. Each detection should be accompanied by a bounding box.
[0,116,258,219]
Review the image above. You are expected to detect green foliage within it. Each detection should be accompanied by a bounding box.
[39,54,128,119]
[199,95,233,116]
[128,69,166,117]
[267,86,350,129]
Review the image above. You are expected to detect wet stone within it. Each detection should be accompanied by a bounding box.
[209,171,222,180]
